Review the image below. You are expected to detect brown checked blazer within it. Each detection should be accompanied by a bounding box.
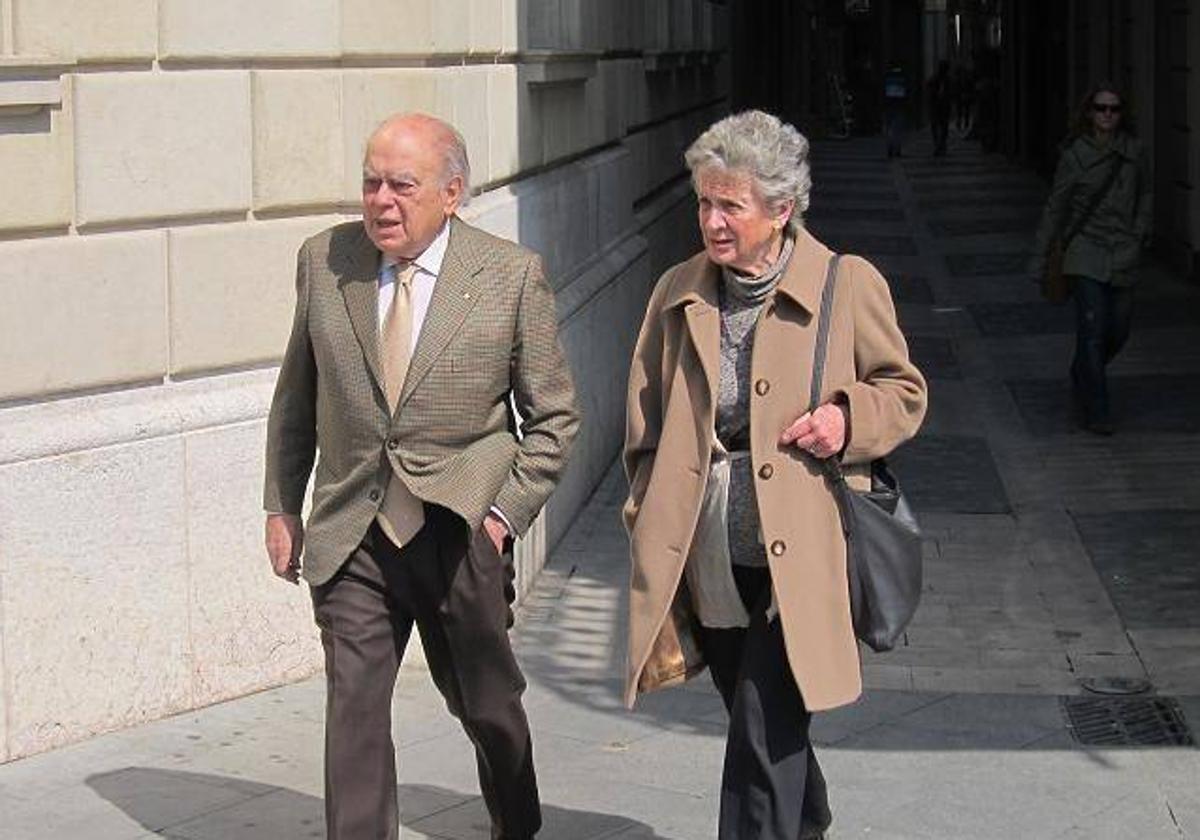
[264,216,580,586]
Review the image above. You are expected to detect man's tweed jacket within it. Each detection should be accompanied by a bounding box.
[264,216,580,586]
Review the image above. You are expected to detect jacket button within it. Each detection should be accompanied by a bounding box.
[387,437,399,451]
[368,488,381,502]
[755,379,770,396]
[770,540,786,556]
[758,463,774,479]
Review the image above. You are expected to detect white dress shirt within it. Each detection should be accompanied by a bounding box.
[377,221,514,539]
[377,219,449,350]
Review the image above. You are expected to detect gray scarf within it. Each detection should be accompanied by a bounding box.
[720,233,795,305]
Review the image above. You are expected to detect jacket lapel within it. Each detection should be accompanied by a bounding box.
[338,227,386,398]
[399,217,486,407]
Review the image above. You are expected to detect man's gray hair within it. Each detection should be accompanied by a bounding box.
[365,113,472,206]
[684,110,811,233]
[441,122,472,207]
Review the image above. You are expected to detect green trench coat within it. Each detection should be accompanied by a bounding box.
[1030,132,1153,287]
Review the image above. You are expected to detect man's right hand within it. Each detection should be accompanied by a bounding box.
[265,513,304,584]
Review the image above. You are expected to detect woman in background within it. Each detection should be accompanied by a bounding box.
[1031,82,1152,435]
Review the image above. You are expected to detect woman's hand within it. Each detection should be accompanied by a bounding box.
[779,402,848,460]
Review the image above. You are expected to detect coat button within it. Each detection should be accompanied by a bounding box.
[758,463,774,479]
[770,540,786,556]
[387,437,399,450]
[368,488,381,502]
[755,379,770,396]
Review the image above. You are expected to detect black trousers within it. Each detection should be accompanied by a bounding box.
[699,565,832,840]
[310,508,540,840]
[1070,275,1134,426]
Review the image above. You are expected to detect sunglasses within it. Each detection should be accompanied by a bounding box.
[1092,103,1122,114]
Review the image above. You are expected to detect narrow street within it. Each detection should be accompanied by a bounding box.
[3,133,1199,839]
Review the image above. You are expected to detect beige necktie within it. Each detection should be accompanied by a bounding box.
[376,262,425,548]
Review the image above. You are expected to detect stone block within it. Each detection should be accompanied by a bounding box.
[462,186,519,244]
[0,232,167,401]
[434,67,491,191]
[159,0,338,60]
[525,0,560,50]
[185,422,322,707]
[73,72,252,225]
[514,66,545,171]
[168,216,343,376]
[251,70,343,211]
[431,0,471,54]
[0,437,191,759]
[0,94,73,232]
[469,0,509,54]
[12,0,156,61]
[340,0,433,57]
[486,65,520,183]
[340,69,438,201]
[537,81,591,164]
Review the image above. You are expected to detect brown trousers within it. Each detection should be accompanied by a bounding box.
[310,506,541,840]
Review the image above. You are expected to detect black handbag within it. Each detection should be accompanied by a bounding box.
[809,255,923,653]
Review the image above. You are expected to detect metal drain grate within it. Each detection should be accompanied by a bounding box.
[1062,696,1194,747]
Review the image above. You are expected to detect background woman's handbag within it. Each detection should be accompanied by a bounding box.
[809,255,923,653]
[1040,155,1126,304]
[1041,240,1071,304]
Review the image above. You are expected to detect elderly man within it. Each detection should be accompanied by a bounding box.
[263,113,579,840]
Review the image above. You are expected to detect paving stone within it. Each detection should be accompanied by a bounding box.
[889,434,1011,514]
[918,194,1044,211]
[811,187,900,203]
[822,233,918,256]
[1073,510,1200,631]
[907,336,960,379]
[1008,374,1200,435]
[944,252,1028,276]
[971,297,1200,337]
[807,206,906,222]
[926,216,1036,236]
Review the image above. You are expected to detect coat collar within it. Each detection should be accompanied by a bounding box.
[661,229,836,424]
[663,227,835,317]
[1074,131,1137,166]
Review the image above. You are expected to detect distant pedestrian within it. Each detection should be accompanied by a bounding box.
[1030,82,1152,435]
[927,60,953,156]
[953,62,974,133]
[622,110,927,840]
[882,62,908,158]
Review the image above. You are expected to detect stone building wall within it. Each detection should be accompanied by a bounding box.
[0,0,728,761]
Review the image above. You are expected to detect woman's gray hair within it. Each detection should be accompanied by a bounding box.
[684,110,811,233]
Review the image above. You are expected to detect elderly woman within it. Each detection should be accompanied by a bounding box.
[622,110,927,839]
[1031,82,1152,435]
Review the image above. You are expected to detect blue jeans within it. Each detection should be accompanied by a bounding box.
[1070,275,1134,426]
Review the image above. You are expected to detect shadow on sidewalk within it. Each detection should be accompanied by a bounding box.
[86,767,675,839]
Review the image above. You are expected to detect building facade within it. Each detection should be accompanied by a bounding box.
[0,0,728,761]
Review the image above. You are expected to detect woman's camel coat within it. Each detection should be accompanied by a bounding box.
[623,227,927,712]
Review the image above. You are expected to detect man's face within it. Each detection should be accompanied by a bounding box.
[362,122,462,260]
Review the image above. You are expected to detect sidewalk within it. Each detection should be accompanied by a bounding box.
[2,134,1199,839]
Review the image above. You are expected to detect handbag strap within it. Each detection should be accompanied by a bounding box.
[1060,155,1126,247]
[807,254,848,485]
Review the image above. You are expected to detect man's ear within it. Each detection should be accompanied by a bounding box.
[443,175,465,212]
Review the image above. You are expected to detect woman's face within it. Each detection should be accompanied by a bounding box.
[1090,90,1122,136]
[695,167,792,274]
